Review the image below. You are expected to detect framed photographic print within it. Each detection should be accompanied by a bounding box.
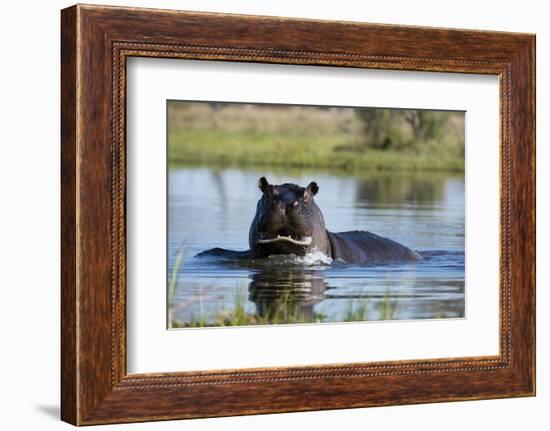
[61,4,535,425]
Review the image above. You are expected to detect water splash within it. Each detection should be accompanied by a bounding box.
[266,249,333,266]
[298,250,333,265]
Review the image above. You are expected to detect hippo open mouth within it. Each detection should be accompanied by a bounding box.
[254,228,314,257]
[256,234,313,247]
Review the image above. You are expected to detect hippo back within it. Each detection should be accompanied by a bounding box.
[327,230,422,264]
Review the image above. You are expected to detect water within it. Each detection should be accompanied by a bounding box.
[168,167,465,327]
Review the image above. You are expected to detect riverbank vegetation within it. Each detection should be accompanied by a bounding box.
[169,289,398,328]
[168,102,465,172]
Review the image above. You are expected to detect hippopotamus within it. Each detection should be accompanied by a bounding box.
[197,177,422,264]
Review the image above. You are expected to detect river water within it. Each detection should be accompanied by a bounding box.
[168,167,465,327]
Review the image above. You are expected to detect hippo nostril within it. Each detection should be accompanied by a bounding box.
[288,201,299,211]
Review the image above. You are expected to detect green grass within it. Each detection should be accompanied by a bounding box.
[167,249,185,327]
[171,286,326,328]
[168,129,465,172]
[170,285,402,328]
[167,102,465,172]
[343,296,371,322]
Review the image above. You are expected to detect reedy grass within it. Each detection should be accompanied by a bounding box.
[171,288,402,328]
[379,290,400,321]
[167,249,184,327]
[343,295,371,322]
[168,129,464,173]
[172,286,327,328]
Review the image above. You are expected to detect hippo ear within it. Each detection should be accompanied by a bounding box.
[306,181,319,196]
[258,177,270,193]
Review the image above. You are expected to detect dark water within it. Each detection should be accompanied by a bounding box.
[168,167,465,327]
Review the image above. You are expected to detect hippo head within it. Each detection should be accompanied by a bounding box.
[249,177,331,258]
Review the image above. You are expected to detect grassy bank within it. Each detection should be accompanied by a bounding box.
[168,129,465,172]
[168,102,465,173]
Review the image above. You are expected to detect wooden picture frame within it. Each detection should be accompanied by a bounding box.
[61,4,535,425]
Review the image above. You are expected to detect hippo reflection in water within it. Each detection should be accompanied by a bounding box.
[248,270,327,322]
[197,177,422,264]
